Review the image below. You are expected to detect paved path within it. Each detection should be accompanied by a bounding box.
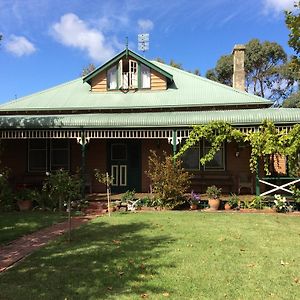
[0,210,104,273]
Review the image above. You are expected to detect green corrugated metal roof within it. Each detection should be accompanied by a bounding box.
[0,61,271,112]
[0,108,299,129]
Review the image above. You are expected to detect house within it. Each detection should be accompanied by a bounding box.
[0,46,299,194]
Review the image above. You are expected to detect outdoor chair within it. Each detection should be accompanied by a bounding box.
[237,172,254,194]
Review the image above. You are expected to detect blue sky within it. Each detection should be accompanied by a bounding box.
[0,0,297,103]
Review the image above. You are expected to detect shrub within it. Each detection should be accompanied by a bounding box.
[145,150,191,209]
[291,185,300,210]
[0,168,14,211]
[42,169,81,211]
[228,193,239,209]
[274,194,292,213]
[121,190,136,203]
[206,185,222,199]
[249,196,265,209]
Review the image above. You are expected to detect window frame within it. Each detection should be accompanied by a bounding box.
[28,139,48,173]
[107,65,118,90]
[181,140,226,171]
[27,139,70,173]
[140,64,151,89]
[50,140,70,171]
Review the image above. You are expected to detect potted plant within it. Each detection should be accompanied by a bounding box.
[189,190,200,210]
[225,193,239,210]
[16,188,37,211]
[206,185,222,211]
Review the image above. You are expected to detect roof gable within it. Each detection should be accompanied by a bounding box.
[83,49,173,84]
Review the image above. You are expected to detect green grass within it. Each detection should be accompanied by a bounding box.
[0,212,300,299]
[0,211,66,245]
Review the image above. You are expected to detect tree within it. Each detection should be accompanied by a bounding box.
[206,55,233,86]
[81,63,96,77]
[282,2,300,108]
[285,1,300,56]
[206,39,294,102]
[155,58,201,75]
[282,91,300,107]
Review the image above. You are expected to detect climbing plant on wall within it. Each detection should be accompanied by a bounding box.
[175,121,300,176]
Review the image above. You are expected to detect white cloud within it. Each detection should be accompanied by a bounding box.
[137,19,154,32]
[50,13,116,63]
[5,35,36,57]
[263,0,295,14]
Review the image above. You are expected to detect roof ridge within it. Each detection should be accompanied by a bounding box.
[0,78,82,107]
[150,61,272,103]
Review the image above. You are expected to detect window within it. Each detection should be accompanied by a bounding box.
[107,65,117,89]
[50,140,70,170]
[111,144,127,161]
[182,140,225,171]
[28,139,70,172]
[203,141,225,170]
[28,140,47,172]
[107,60,151,90]
[141,65,151,88]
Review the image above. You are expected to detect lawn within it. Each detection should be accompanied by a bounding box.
[0,211,300,299]
[0,211,66,245]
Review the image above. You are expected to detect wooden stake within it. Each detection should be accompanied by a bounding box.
[106,172,111,217]
[68,198,71,242]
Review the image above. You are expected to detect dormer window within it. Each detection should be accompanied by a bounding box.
[118,59,138,89]
[107,65,117,90]
[141,65,150,89]
[107,59,151,90]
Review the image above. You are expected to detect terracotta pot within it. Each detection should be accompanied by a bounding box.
[224,203,231,211]
[190,204,198,210]
[17,200,32,211]
[208,198,220,210]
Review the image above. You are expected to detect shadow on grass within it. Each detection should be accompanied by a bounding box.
[0,212,66,245]
[0,216,175,299]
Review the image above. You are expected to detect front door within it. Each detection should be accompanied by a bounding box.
[108,140,141,193]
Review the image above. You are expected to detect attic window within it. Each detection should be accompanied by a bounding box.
[106,59,153,91]
[141,65,150,89]
[107,65,117,89]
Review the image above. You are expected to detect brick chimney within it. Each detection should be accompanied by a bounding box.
[232,44,246,91]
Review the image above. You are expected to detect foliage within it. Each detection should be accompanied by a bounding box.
[249,196,265,210]
[15,188,38,202]
[189,190,201,205]
[42,169,81,212]
[285,2,300,56]
[291,185,300,203]
[176,120,300,176]
[145,150,191,209]
[155,57,201,76]
[206,38,295,102]
[274,194,291,213]
[206,185,222,199]
[206,55,233,86]
[282,90,300,108]
[121,190,136,203]
[0,168,14,211]
[94,170,114,187]
[228,193,239,208]
[81,63,96,77]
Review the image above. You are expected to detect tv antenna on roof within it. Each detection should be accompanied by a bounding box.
[138,33,149,56]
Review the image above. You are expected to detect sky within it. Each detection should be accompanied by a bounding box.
[0,0,297,103]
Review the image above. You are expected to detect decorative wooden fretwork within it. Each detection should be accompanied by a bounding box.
[0,126,294,140]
